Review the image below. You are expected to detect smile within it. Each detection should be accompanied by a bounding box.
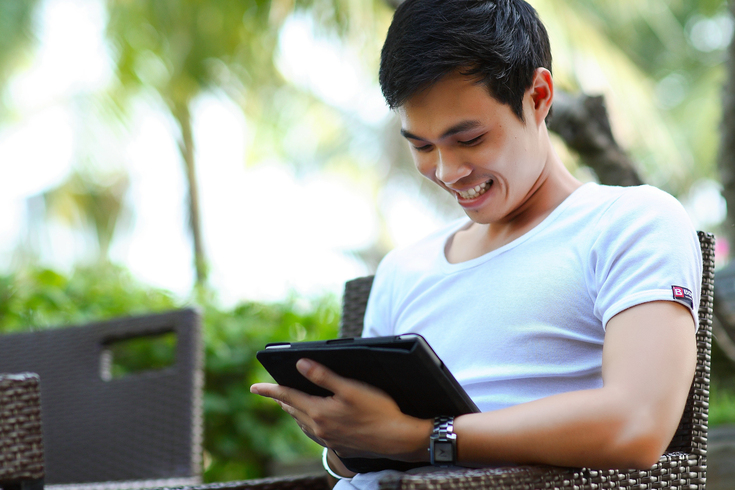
[457,179,493,199]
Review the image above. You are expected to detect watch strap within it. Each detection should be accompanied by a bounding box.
[430,415,457,466]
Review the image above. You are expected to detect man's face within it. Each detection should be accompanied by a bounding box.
[398,71,550,225]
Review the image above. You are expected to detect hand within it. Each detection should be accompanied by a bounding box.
[250,358,432,461]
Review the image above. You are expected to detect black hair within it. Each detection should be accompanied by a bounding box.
[379,0,552,121]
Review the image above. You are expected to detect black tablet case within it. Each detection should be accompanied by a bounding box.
[256,334,479,473]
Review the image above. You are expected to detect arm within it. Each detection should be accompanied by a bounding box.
[251,300,696,470]
[455,300,696,469]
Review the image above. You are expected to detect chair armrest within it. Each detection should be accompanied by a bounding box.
[0,372,44,483]
[376,451,706,490]
[91,475,329,490]
[187,476,329,490]
[377,465,584,490]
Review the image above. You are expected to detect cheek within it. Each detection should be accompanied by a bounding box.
[413,154,436,180]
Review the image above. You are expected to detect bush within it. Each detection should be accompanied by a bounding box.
[201,297,338,480]
[0,265,178,331]
[708,337,735,427]
[0,264,339,482]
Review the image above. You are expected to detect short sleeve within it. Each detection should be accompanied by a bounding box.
[589,186,702,330]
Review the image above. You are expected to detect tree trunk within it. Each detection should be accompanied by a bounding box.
[172,100,208,286]
[718,0,735,249]
[548,92,643,187]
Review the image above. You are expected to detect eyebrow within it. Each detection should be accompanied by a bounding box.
[400,120,484,142]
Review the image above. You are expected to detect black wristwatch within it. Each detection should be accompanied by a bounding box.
[429,416,457,466]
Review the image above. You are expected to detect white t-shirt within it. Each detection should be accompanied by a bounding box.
[362,183,702,413]
[335,183,702,490]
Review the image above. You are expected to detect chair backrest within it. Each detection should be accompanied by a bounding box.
[339,276,375,339]
[340,231,715,459]
[0,309,203,488]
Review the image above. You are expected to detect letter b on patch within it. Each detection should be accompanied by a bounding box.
[672,285,694,309]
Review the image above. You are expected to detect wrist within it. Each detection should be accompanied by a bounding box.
[393,416,433,462]
[323,448,356,479]
[430,416,457,466]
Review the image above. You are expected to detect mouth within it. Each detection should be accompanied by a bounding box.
[456,179,493,200]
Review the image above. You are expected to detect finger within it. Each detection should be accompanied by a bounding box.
[296,359,391,400]
[274,400,328,447]
[295,358,355,395]
[250,382,316,410]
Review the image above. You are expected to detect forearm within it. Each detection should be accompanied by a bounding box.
[449,302,696,470]
[454,386,680,470]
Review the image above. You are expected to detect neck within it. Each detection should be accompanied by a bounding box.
[480,143,581,248]
[445,133,583,264]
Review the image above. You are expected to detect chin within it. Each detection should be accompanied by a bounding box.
[462,209,495,225]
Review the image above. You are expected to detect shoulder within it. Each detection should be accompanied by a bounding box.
[572,183,683,212]
[586,184,696,243]
[598,184,686,215]
[377,217,469,273]
[575,184,692,233]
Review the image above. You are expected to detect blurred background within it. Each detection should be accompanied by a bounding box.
[1,0,734,482]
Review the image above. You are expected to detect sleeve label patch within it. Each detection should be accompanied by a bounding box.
[672,286,694,309]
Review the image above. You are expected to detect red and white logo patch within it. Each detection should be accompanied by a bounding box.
[672,286,694,309]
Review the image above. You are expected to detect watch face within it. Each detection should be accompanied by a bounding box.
[433,441,455,463]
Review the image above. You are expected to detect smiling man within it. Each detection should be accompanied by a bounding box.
[250,1,703,489]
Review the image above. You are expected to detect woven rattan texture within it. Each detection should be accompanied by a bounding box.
[377,231,714,490]
[151,475,329,490]
[128,233,712,490]
[339,277,374,339]
[0,309,203,485]
[0,373,44,482]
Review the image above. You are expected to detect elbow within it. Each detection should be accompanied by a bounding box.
[606,413,672,470]
[613,437,665,470]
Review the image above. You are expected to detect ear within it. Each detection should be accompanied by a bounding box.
[528,68,553,126]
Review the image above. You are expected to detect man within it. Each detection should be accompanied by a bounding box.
[251,0,702,488]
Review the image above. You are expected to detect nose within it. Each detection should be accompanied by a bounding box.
[435,150,471,186]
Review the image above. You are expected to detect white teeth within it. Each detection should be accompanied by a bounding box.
[458,180,492,199]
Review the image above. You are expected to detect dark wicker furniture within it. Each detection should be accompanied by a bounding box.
[0,309,204,489]
[0,233,713,490]
[157,231,713,490]
[0,373,44,490]
[353,231,714,490]
[242,231,714,490]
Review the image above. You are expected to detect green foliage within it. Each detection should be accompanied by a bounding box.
[710,381,735,427]
[0,264,339,481]
[201,296,339,481]
[709,337,735,426]
[105,331,178,379]
[0,264,177,333]
[41,169,131,261]
[0,0,40,103]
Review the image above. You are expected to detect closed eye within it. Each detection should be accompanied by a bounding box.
[413,144,433,152]
[458,135,484,146]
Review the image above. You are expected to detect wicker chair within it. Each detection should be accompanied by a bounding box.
[0,309,204,490]
[0,373,44,490]
[1,233,713,490]
[342,231,714,490]
[162,231,713,490]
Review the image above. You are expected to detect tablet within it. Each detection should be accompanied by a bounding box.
[256,334,479,473]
